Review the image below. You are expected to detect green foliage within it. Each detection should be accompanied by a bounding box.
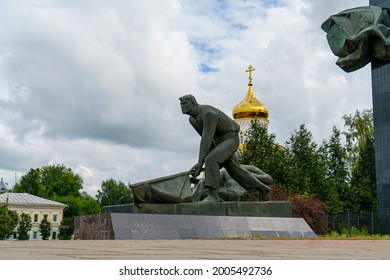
[13,164,83,198]
[80,193,101,215]
[348,136,376,213]
[319,126,348,214]
[12,163,101,241]
[325,230,347,238]
[241,120,290,188]
[343,109,374,167]
[39,215,52,240]
[53,195,99,240]
[241,108,376,216]
[96,178,133,208]
[323,231,390,239]
[342,226,370,236]
[254,233,262,239]
[13,168,40,195]
[324,227,383,238]
[322,126,349,182]
[53,195,100,218]
[0,203,18,239]
[343,110,376,213]
[286,124,327,195]
[58,217,74,240]
[40,164,83,197]
[18,213,32,240]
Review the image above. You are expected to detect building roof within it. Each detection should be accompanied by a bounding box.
[0,193,67,207]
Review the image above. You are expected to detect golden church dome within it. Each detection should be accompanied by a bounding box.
[232,65,269,121]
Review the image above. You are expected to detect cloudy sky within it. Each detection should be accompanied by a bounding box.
[0,0,372,195]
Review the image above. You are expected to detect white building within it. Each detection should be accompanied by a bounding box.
[0,193,67,240]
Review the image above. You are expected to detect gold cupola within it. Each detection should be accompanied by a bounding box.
[233,65,269,121]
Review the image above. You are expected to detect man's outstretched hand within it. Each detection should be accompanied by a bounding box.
[190,162,203,178]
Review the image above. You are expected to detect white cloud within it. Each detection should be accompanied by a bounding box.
[0,0,373,195]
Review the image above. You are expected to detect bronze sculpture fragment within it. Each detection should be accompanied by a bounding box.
[322,6,390,72]
[180,94,270,203]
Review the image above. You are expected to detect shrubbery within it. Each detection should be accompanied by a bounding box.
[290,193,327,235]
[265,185,327,235]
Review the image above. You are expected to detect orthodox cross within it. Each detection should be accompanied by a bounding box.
[246,65,255,85]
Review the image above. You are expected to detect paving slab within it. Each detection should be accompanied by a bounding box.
[1,239,390,260]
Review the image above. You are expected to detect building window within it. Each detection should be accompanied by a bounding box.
[52,232,57,240]
[34,214,38,223]
[53,214,58,223]
[33,231,38,240]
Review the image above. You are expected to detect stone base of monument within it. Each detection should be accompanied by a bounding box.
[74,212,315,240]
[102,201,292,217]
[74,202,316,240]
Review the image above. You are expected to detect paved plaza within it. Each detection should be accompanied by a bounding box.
[1,239,390,260]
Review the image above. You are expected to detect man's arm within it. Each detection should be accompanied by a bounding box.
[189,117,202,137]
[197,110,218,166]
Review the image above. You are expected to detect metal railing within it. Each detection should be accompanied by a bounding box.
[326,212,378,235]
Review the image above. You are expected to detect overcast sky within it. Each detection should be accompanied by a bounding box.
[0,0,371,195]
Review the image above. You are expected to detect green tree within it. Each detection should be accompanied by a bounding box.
[319,126,348,214]
[13,168,41,195]
[343,109,374,169]
[39,214,52,240]
[322,127,349,183]
[0,204,18,239]
[13,164,83,199]
[240,120,290,188]
[80,193,101,215]
[58,217,74,240]
[40,164,83,197]
[96,178,133,208]
[55,194,100,240]
[12,164,100,240]
[285,124,326,194]
[343,109,376,213]
[349,136,376,213]
[17,213,32,240]
[53,195,100,218]
[236,109,376,215]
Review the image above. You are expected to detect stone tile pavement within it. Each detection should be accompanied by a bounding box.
[1,239,390,260]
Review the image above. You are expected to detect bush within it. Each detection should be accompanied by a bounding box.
[244,184,328,235]
[244,189,260,201]
[291,193,327,235]
[245,185,289,202]
[265,185,288,201]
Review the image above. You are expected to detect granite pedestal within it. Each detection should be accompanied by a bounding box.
[102,201,292,217]
[74,212,316,240]
[75,201,316,240]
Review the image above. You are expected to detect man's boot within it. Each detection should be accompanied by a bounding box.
[199,187,220,203]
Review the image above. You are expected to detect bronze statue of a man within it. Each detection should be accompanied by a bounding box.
[180,94,270,202]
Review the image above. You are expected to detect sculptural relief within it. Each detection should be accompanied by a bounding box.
[322,6,390,72]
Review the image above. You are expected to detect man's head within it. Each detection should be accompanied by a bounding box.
[179,94,198,115]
